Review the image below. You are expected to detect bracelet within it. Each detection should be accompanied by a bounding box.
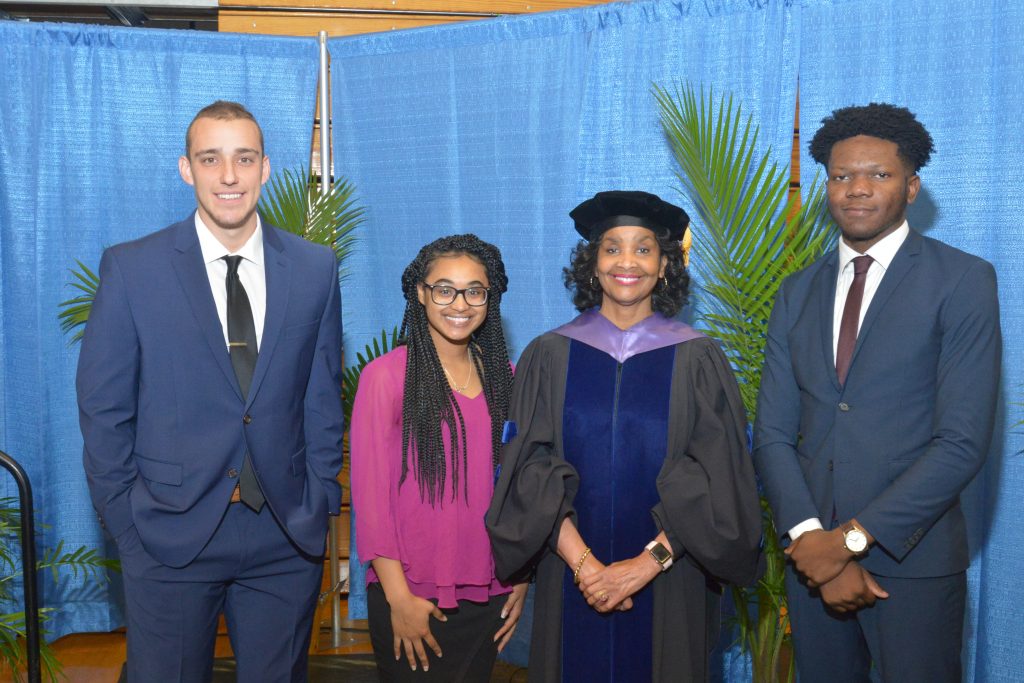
[572,547,592,585]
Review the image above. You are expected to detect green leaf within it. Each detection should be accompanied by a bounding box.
[56,260,100,343]
[257,168,365,277]
[656,81,836,679]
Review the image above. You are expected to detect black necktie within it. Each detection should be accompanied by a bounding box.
[224,255,265,512]
[835,255,873,386]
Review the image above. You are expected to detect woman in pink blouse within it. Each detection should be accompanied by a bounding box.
[351,234,528,681]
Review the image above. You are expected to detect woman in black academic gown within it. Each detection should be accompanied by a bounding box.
[485,190,762,683]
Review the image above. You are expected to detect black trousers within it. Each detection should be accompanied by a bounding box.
[367,582,505,683]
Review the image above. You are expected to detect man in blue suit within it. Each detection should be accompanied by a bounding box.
[77,101,344,682]
[754,103,1000,682]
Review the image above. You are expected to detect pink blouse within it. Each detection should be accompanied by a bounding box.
[350,346,510,608]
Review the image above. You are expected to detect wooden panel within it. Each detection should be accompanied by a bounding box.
[219,0,608,12]
[219,9,470,35]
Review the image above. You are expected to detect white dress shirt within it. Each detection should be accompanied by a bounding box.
[194,214,267,352]
[787,222,910,541]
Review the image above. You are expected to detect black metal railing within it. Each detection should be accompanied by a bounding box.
[0,449,41,683]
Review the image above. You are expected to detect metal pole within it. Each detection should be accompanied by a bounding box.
[0,450,41,683]
[317,29,343,646]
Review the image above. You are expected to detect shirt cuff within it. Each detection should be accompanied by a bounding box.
[788,518,824,541]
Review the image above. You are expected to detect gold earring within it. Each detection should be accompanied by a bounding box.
[662,276,669,289]
[590,276,599,289]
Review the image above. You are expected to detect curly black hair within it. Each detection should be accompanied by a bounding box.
[809,103,934,172]
[398,234,513,505]
[562,231,689,317]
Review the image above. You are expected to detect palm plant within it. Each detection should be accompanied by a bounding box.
[58,167,364,340]
[654,82,836,682]
[0,499,119,682]
[258,168,363,277]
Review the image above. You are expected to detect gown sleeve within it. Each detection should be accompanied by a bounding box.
[651,339,762,586]
[486,335,578,583]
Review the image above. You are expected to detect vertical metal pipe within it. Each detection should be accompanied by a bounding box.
[317,29,343,646]
[318,30,331,198]
[0,450,41,683]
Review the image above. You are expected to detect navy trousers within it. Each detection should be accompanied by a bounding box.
[117,503,324,683]
[785,567,966,683]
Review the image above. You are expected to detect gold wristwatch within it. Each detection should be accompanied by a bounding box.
[840,521,868,555]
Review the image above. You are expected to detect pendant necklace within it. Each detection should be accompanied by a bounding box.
[442,349,474,394]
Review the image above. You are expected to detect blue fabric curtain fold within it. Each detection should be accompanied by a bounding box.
[798,2,1024,681]
[0,20,318,638]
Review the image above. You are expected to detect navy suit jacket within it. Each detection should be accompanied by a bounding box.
[753,229,1000,578]
[77,214,344,568]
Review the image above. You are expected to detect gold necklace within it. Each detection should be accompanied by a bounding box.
[441,350,473,394]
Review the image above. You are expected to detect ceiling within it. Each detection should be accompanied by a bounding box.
[0,0,218,30]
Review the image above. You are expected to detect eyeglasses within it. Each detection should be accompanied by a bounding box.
[421,282,490,306]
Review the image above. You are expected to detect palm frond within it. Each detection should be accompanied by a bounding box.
[258,168,365,278]
[654,82,836,420]
[56,260,100,343]
[656,82,836,682]
[0,498,117,682]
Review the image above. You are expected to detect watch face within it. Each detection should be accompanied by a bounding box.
[650,543,672,564]
[845,529,868,554]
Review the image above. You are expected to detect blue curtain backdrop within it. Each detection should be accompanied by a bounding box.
[798,1,1024,681]
[0,21,318,638]
[329,6,798,665]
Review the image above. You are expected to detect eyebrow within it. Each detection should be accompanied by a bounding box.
[193,147,262,157]
[431,279,486,286]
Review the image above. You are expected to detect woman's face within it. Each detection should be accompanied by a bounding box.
[417,253,490,349]
[594,225,667,318]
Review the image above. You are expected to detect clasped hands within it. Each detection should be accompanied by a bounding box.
[576,552,660,614]
[786,526,888,613]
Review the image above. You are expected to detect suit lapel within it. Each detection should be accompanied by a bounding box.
[847,230,921,373]
[247,225,291,408]
[816,251,841,392]
[170,216,244,402]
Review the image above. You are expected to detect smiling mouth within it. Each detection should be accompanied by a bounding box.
[216,193,242,200]
[610,274,641,284]
[444,315,471,325]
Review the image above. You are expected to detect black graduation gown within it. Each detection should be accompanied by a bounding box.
[485,332,761,683]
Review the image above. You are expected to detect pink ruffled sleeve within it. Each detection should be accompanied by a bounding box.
[350,349,404,563]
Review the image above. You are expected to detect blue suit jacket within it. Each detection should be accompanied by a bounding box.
[753,229,1000,578]
[77,215,344,568]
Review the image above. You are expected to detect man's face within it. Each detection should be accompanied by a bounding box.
[825,134,920,252]
[178,116,270,238]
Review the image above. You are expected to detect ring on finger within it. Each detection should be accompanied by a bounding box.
[599,592,609,602]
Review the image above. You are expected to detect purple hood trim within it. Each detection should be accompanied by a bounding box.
[552,309,703,363]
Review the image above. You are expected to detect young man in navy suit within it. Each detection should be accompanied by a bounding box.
[77,101,344,681]
[754,104,1001,682]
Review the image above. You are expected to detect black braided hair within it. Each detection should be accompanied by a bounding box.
[397,234,512,506]
[809,103,934,172]
[562,231,690,317]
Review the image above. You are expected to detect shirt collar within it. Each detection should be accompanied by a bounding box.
[194,212,264,266]
[838,220,909,274]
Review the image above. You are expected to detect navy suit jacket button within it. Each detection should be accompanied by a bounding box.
[227,468,239,478]
[243,414,252,424]
[838,402,850,412]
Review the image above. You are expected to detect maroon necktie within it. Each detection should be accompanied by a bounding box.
[835,255,873,386]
